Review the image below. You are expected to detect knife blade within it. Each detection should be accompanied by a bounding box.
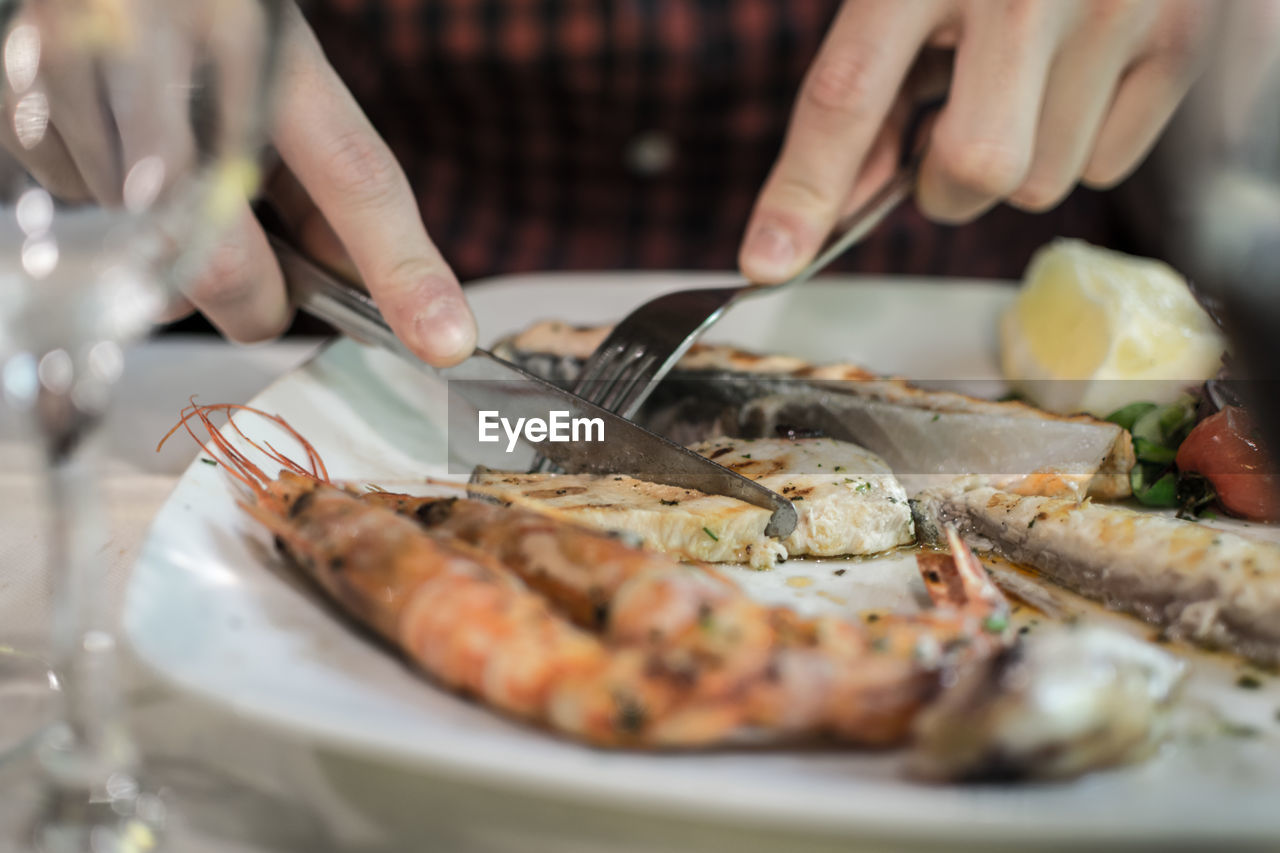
[268,234,797,538]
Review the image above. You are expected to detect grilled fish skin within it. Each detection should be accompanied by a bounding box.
[472,437,914,569]
[492,321,1134,500]
[911,485,1280,665]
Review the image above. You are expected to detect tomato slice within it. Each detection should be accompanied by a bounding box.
[1175,407,1280,522]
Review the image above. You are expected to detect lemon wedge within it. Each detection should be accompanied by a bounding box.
[1000,239,1226,417]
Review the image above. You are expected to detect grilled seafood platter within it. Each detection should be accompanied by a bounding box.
[164,307,1280,787]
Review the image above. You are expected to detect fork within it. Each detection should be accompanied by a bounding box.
[566,97,943,423]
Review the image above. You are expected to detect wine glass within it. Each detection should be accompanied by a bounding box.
[0,0,285,848]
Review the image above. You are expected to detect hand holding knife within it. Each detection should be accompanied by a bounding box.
[263,223,797,539]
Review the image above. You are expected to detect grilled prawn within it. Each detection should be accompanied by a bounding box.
[170,403,1015,748]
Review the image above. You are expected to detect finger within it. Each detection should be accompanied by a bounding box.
[739,0,942,283]
[0,15,92,201]
[917,2,1065,223]
[0,113,92,202]
[265,164,361,280]
[840,99,912,215]
[39,48,124,204]
[1082,55,1201,189]
[295,205,361,281]
[201,0,274,165]
[182,202,292,343]
[155,295,196,325]
[105,25,196,210]
[1008,14,1144,211]
[271,8,474,366]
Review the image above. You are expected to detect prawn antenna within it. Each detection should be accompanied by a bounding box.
[157,399,330,492]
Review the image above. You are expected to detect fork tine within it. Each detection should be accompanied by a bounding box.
[530,340,647,474]
[582,342,648,407]
[572,340,627,394]
[598,352,658,412]
[613,361,665,419]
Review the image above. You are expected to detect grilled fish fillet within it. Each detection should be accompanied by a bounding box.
[473,437,914,569]
[912,485,1280,665]
[495,321,1134,500]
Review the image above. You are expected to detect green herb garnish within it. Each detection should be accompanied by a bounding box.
[1106,401,1158,432]
[702,527,719,542]
[983,613,1009,634]
[1109,396,1214,513]
[1238,674,1263,690]
[201,458,218,466]
[1131,396,1197,447]
[1133,436,1177,465]
[1133,469,1179,507]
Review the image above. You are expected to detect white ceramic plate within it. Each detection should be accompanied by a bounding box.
[124,274,1280,847]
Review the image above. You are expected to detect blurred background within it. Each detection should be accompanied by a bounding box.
[162,1,1279,431]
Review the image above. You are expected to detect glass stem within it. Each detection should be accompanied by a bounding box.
[34,381,136,800]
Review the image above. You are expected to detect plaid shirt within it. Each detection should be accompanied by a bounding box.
[306,0,1129,283]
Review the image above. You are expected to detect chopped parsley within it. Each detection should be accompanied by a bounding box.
[931,413,940,422]
[834,466,845,472]
[702,527,719,542]
[983,613,1009,634]
[659,499,680,506]
[200,458,218,466]
[1237,674,1263,690]
[854,481,872,492]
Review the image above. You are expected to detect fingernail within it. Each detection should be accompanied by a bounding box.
[413,296,476,366]
[743,222,797,281]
